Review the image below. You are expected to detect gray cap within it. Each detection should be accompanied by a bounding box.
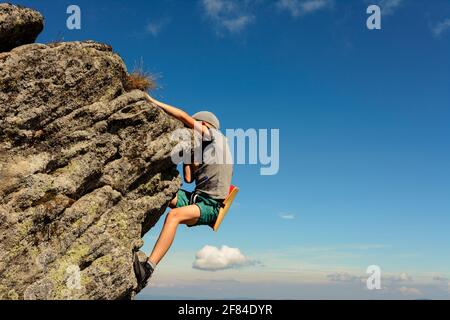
[192,111,220,130]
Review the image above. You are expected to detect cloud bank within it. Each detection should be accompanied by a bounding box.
[327,272,365,283]
[397,286,422,296]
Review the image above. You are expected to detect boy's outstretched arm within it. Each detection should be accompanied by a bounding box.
[145,93,211,139]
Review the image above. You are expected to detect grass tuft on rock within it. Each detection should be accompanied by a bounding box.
[124,63,157,92]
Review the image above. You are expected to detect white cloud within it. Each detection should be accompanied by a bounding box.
[203,0,234,17]
[397,286,422,296]
[431,276,450,293]
[193,245,254,271]
[386,272,413,283]
[432,276,449,282]
[432,19,450,37]
[146,18,170,37]
[201,0,254,33]
[276,0,332,18]
[147,22,163,37]
[222,15,254,33]
[301,0,331,13]
[327,271,415,285]
[378,0,403,16]
[279,213,295,220]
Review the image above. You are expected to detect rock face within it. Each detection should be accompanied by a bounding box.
[0,3,44,53]
[0,33,183,298]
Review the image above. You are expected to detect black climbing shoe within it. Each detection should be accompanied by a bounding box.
[133,252,154,291]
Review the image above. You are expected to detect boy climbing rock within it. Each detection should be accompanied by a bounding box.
[134,94,233,289]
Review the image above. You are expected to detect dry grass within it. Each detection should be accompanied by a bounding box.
[124,71,157,92]
[124,59,158,92]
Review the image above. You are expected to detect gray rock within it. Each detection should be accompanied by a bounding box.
[0,40,183,299]
[0,3,44,52]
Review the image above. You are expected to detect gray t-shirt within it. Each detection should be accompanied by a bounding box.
[193,129,233,200]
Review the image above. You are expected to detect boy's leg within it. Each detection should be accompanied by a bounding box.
[148,205,200,266]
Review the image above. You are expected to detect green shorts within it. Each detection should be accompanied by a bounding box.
[176,189,221,228]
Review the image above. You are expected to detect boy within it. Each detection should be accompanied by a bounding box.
[134,94,233,289]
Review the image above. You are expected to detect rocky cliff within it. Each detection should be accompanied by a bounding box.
[0,4,182,299]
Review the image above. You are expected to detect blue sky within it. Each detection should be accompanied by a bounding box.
[17,0,450,299]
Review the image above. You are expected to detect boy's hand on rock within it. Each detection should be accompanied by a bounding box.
[145,93,154,103]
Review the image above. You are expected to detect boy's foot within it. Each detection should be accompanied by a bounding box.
[133,252,154,291]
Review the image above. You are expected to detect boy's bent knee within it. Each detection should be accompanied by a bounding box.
[165,206,201,226]
[166,208,181,223]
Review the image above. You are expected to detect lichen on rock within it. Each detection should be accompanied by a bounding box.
[0,6,182,300]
